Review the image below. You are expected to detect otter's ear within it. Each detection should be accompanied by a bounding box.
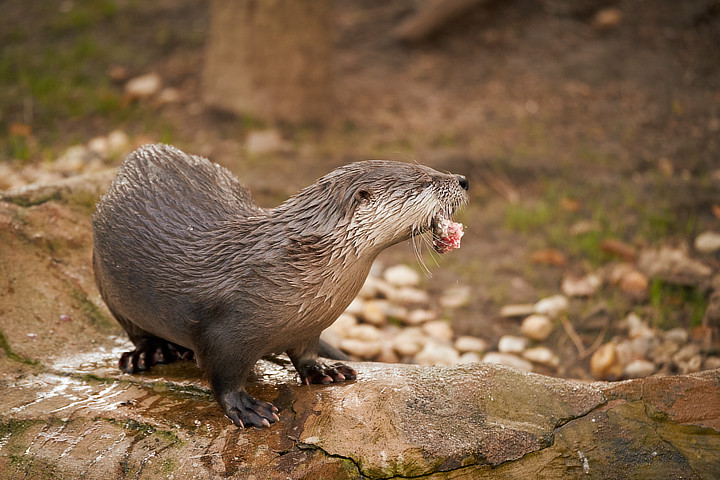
[354,188,372,204]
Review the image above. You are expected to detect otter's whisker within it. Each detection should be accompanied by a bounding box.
[421,231,441,268]
[412,228,432,277]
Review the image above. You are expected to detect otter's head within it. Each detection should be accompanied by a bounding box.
[309,160,469,256]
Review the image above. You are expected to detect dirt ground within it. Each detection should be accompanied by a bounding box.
[2,0,720,379]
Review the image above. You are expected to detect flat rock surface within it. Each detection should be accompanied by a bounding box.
[1,175,719,479]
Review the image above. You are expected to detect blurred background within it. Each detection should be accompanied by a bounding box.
[1,0,719,380]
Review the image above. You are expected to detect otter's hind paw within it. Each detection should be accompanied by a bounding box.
[118,339,194,373]
[223,391,279,429]
[300,361,357,385]
[119,349,152,373]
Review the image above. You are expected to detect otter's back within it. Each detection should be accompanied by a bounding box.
[92,143,261,285]
[104,143,258,222]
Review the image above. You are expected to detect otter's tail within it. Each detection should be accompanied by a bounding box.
[318,339,351,361]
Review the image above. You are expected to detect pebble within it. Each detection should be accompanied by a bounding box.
[383,264,421,287]
[600,240,636,262]
[346,324,381,342]
[18,165,60,185]
[376,341,401,363]
[592,7,623,30]
[125,72,162,98]
[157,87,181,104]
[678,354,702,374]
[392,328,427,357]
[325,313,357,338]
[384,303,409,322]
[638,247,712,287]
[624,312,644,331]
[320,329,342,350]
[500,304,536,318]
[246,129,287,155]
[482,352,533,372]
[530,248,567,266]
[626,313,654,339]
[344,298,364,316]
[561,273,602,297]
[522,346,560,367]
[694,231,720,254]
[459,352,482,364]
[672,344,700,364]
[361,300,387,326]
[405,309,437,326]
[608,263,635,285]
[623,359,656,378]
[87,136,110,157]
[439,285,471,309]
[704,291,720,328]
[569,220,601,236]
[108,65,129,82]
[590,343,622,379]
[520,314,553,341]
[422,320,454,342]
[498,335,527,354]
[663,327,689,344]
[54,145,93,175]
[650,340,680,364]
[619,270,649,298]
[454,335,488,353]
[691,325,713,342]
[339,339,382,359]
[105,129,129,156]
[390,287,430,305]
[358,276,379,299]
[632,336,659,359]
[415,341,460,366]
[372,278,397,299]
[534,295,568,318]
[0,164,22,190]
[704,356,720,370]
[615,340,635,366]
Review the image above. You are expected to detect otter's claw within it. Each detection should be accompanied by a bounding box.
[299,362,357,385]
[223,391,279,429]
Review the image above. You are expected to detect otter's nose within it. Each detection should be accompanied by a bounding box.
[457,175,469,191]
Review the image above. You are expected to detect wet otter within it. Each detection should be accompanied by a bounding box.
[92,144,468,428]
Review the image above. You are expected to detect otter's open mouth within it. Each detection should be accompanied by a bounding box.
[432,214,464,254]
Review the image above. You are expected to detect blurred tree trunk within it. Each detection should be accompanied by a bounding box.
[202,0,333,125]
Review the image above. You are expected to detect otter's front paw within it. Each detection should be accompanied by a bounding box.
[222,391,279,429]
[299,361,357,385]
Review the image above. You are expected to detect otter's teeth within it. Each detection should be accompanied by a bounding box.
[433,216,464,253]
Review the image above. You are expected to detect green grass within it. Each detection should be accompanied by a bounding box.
[502,173,690,266]
[648,279,708,330]
[0,0,207,164]
[0,329,41,366]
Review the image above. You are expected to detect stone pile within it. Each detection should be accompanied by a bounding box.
[322,264,564,372]
[589,312,720,380]
[321,264,473,366]
[326,231,720,381]
[0,130,131,191]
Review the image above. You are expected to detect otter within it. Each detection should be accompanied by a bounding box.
[92,144,468,428]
